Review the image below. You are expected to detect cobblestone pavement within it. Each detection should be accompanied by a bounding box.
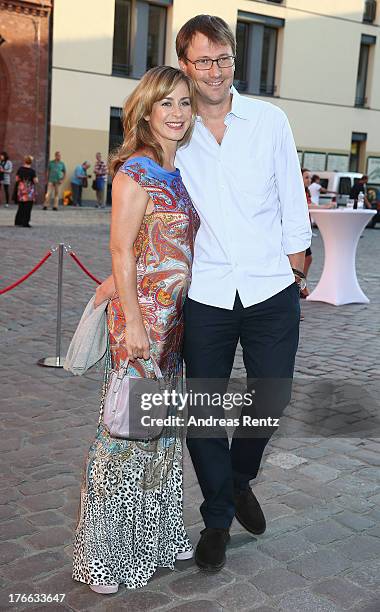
[0,204,379,612]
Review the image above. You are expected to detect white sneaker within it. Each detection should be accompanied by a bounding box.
[89,584,118,594]
[176,548,194,561]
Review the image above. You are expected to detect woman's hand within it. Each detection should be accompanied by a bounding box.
[126,319,150,361]
[94,275,115,308]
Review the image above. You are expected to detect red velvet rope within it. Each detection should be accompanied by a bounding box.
[0,251,52,295]
[69,252,102,285]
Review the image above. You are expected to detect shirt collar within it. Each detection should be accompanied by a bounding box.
[196,86,249,123]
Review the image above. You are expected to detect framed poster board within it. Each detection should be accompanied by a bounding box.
[326,154,349,172]
[303,152,326,171]
[367,157,380,185]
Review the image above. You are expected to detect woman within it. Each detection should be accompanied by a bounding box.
[14,155,38,227]
[301,168,335,297]
[0,151,13,207]
[72,66,199,594]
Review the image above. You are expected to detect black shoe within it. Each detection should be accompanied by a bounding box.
[234,487,266,535]
[42,206,48,210]
[195,528,230,573]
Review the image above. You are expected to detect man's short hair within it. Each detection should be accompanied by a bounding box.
[361,175,368,181]
[176,14,236,61]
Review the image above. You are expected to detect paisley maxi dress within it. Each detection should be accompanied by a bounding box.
[72,156,200,589]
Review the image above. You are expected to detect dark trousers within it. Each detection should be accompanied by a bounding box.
[15,201,33,227]
[1,183,10,204]
[71,183,82,206]
[184,285,300,528]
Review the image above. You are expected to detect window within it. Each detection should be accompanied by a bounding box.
[113,0,132,76]
[355,34,376,106]
[112,0,169,78]
[363,0,377,23]
[235,12,284,96]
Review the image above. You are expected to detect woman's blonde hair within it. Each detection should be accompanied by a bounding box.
[109,66,196,177]
[24,155,33,165]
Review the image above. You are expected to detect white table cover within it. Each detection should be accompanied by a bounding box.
[306,209,376,306]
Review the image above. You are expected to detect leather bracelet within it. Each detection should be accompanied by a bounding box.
[291,268,306,279]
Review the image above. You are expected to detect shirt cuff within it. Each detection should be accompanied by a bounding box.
[283,236,312,255]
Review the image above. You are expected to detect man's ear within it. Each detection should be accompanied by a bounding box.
[178,58,187,74]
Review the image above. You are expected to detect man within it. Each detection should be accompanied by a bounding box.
[43,151,66,210]
[93,152,107,208]
[349,175,372,209]
[71,161,90,207]
[174,15,311,572]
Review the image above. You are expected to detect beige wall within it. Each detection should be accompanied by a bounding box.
[50,0,380,195]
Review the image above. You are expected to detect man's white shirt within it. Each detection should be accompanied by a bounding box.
[175,87,312,310]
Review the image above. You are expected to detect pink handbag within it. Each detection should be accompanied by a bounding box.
[103,357,169,439]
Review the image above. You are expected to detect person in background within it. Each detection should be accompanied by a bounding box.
[301,168,336,297]
[309,174,330,205]
[43,151,66,210]
[71,161,90,207]
[349,175,372,209]
[94,152,107,208]
[14,155,38,228]
[0,151,13,207]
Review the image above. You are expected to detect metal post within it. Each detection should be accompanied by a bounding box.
[38,243,65,368]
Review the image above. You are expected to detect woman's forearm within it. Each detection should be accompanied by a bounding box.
[112,250,142,324]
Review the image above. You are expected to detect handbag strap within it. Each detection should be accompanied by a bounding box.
[119,355,163,379]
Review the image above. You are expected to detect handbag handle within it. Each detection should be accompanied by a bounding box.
[118,355,163,379]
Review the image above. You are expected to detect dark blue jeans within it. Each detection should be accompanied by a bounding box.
[184,285,300,528]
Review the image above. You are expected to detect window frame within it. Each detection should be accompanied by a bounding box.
[112,0,170,78]
[234,12,284,97]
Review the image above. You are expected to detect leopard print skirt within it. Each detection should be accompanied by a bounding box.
[72,417,192,589]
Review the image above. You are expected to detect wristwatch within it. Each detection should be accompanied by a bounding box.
[292,268,307,291]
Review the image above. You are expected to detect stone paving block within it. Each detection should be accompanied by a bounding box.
[299,519,353,545]
[273,588,340,611]
[265,513,313,538]
[312,576,368,609]
[227,548,281,578]
[260,503,295,522]
[334,510,376,532]
[0,541,26,566]
[333,534,380,562]
[287,548,351,579]
[27,511,65,527]
[168,569,233,598]
[104,589,173,611]
[297,463,341,483]
[1,551,67,581]
[0,518,36,541]
[26,527,73,551]
[278,491,319,511]
[250,568,309,596]
[257,533,317,562]
[0,504,21,522]
[19,493,66,513]
[167,600,223,612]
[215,581,268,610]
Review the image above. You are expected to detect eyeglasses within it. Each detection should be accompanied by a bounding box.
[185,56,236,70]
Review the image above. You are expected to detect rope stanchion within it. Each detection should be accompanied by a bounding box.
[68,251,102,285]
[1,241,104,369]
[0,250,52,295]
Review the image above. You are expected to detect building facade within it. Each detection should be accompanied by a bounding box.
[49,1,380,199]
[0,0,52,200]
